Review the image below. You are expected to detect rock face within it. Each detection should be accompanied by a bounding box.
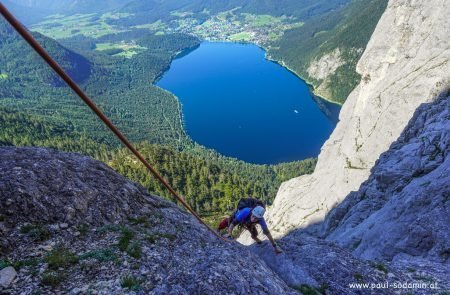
[0,147,293,294]
[0,147,154,227]
[323,94,450,262]
[1,144,446,295]
[307,48,344,81]
[307,48,346,99]
[266,0,450,236]
[249,232,448,295]
[0,266,17,288]
[246,94,449,295]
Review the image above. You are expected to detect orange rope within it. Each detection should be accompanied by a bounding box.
[0,2,226,241]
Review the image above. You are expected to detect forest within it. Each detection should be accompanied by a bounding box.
[0,107,316,218]
[0,19,199,147]
[268,0,389,103]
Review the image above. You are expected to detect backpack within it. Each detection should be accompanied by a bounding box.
[236,197,265,211]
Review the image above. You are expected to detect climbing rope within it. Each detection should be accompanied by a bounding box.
[0,3,226,241]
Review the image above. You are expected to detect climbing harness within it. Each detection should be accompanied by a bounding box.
[0,3,226,241]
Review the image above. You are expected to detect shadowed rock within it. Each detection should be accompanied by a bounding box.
[324,94,450,263]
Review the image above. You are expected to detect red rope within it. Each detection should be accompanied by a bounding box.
[0,2,226,241]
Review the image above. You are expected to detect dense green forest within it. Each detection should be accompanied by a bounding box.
[268,0,388,103]
[0,107,316,216]
[111,144,316,213]
[0,107,110,159]
[0,18,199,147]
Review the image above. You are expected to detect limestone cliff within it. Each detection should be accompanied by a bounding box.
[306,48,346,99]
[246,88,449,295]
[323,94,449,262]
[266,0,450,236]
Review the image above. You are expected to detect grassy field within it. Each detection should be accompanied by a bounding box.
[31,13,131,39]
[229,32,252,41]
[174,18,199,30]
[114,50,143,58]
[133,20,167,31]
[268,32,281,41]
[216,7,241,21]
[242,13,282,27]
[287,21,304,28]
[170,11,194,18]
[95,42,147,58]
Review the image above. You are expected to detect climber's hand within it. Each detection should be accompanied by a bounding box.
[274,245,283,254]
[223,233,233,240]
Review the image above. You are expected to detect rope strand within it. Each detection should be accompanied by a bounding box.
[0,2,226,241]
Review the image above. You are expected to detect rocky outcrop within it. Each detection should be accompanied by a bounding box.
[0,147,154,227]
[323,94,450,262]
[254,93,450,291]
[0,266,16,288]
[1,144,447,295]
[307,48,344,81]
[0,147,292,294]
[238,2,450,292]
[306,48,346,99]
[246,94,449,295]
[249,232,449,295]
[266,0,450,236]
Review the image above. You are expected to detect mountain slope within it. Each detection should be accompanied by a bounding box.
[2,97,449,293]
[0,147,293,294]
[0,17,199,146]
[5,0,351,25]
[4,0,383,104]
[268,0,389,103]
[266,0,450,235]
[0,106,316,218]
[3,0,136,24]
[0,20,91,89]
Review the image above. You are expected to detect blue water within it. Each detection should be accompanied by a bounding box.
[156,42,340,164]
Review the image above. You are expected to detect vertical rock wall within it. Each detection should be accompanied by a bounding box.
[266,0,450,236]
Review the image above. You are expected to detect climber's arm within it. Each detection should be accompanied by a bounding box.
[227,223,236,237]
[260,219,283,254]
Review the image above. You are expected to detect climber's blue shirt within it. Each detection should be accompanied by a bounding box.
[232,207,268,232]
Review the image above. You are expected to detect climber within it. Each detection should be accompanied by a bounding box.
[224,198,283,254]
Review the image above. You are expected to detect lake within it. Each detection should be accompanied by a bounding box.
[156,42,340,164]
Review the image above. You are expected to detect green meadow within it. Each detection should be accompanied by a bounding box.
[31,13,131,39]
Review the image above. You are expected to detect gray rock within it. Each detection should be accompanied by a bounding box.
[49,224,60,231]
[0,147,168,228]
[0,147,293,294]
[244,91,450,294]
[324,95,450,263]
[0,266,17,288]
[250,234,409,294]
[59,223,69,229]
[265,0,450,237]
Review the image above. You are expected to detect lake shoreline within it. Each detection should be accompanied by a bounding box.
[153,40,341,153]
[261,46,343,107]
[153,42,201,85]
[198,40,343,107]
[154,41,339,164]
